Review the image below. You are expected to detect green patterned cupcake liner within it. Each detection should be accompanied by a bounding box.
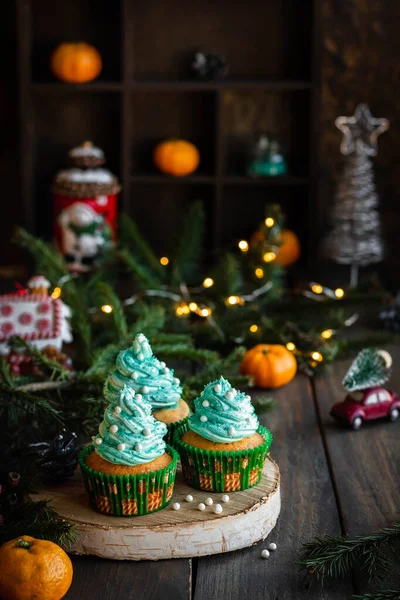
[174,425,272,493]
[164,414,190,447]
[79,444,179,517]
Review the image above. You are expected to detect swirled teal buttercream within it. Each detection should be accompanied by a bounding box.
[93,385,167,465]
[103,333,182,409]
[189,376,259,443]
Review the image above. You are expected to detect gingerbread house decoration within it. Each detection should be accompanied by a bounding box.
[0,276,72,355]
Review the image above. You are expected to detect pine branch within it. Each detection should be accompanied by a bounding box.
[14,228,68,284]
[212,252,243,296]
[85,343,121,379]
[117,248,163,289]
[61,279,92,367]
[171,200,205,284]
[299,524,400,586]
[129,304,166,337]
[9,336,71,381]
[119,213,164,277]
[0,499,76,549]
[0,356,12,386]
[154,344,218,364]
[96,281,128,339]
[351,591,400,600]
[0,383,64,429]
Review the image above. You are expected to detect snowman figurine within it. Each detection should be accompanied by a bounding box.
[58,202,112,272]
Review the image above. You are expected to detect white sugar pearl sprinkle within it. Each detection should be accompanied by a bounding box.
[135,443,143,451]
[143,428,151,436]
[162,367,168,374]
[137,353,144,361]
[135,394,143,401]
[214,504,223,514]
[205,497,213,506]
[200,415,208,423]
[269,543,277,551]
[142,386,150,394]
[173,377,180,385]
[117,443,126,451]
[225,390,235,400]
[202,400,210,407]
[132,372,139,380]
[261,549,270,559]
[221,494,230,503]
[110,424,118,433]
[198,503,206,511]
[114,406,122,414]
[214,384,222,393]
[228,427,235,436]
[160,361,166,368]
[172,502,181,511]
[95,437,102,445]
[185,494,193,502]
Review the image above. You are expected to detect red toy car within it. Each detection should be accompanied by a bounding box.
[330,386,400,430]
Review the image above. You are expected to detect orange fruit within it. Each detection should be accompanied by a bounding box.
[0,536,73,600]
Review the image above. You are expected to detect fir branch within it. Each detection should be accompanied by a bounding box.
[96,281,128,339]
[212,252,243,296]
[154,344,219,364]
[9,336,71,381]
[151,333,192,345]
[14,227,68,284]
[1,499,76,548]
[0,382,64,428]
[0,356,12,386]
[129,304,166,337]
[352,591,400,600]
[299,524,400,586]
[86,343,120,379]
[117,248,163,290]
[171,200,205,284]
[119,213,164,277]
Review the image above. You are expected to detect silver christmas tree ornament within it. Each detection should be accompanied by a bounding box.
[322,104,389,287]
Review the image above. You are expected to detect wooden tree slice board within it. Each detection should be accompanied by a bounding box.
[36,456,280,561]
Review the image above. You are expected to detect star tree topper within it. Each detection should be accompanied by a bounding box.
[335,103,389,156]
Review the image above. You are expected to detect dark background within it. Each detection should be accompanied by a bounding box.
[1,1,399,286]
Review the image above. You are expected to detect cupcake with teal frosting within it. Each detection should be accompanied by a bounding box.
[103,333,190,445]
[79,372,178,516]
[174,376,272,492]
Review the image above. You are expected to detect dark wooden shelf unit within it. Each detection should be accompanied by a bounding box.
[17,0,321,260]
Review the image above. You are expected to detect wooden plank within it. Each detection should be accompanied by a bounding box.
[314,344,400,535]
[66,556,191,600]
[194,374,351,600]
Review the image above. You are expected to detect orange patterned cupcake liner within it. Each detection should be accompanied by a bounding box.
[174,425,272,493]
[79,444,178,517]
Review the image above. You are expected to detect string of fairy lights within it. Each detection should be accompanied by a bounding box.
[48,212,355,369]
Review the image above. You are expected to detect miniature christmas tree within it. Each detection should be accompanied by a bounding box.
[104,333,182,410]
[93,384,167,465]
[322,104,389,287]
[342,348,392,392]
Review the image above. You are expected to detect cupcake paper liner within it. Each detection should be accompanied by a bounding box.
[174,425,272,492]
[79,444,178,517]
[164,414,190,447]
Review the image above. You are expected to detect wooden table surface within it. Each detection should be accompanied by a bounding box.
[65,345,400,600]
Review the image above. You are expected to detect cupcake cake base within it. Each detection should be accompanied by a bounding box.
[33,456,280,561]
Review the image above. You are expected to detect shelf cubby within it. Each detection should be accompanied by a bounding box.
[17,0,321,265]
